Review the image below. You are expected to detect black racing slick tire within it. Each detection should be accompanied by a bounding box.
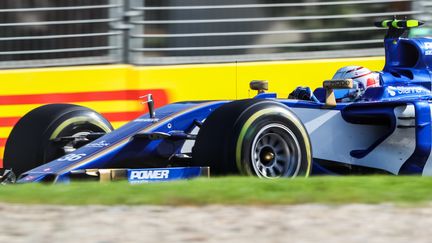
[3,104,113,176]
[192,99,312,178]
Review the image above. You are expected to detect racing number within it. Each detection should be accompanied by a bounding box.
[57,153,87,162]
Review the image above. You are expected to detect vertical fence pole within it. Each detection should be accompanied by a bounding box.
[122,0,130,63]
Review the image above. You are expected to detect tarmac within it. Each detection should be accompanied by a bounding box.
[0,203,431,243]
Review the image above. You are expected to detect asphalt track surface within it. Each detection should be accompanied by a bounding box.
[0,203,431,243]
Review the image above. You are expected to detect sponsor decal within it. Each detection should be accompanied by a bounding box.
[134,118,160,122]
[425,43,432,55]
[387,86,424,97]
[323,79,351,89]
[388,88,396,96]
[127,167,204,183]
[129,170,170,180]
[85,140,110,148]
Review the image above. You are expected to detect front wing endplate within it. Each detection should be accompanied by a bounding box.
[70,167,210,183]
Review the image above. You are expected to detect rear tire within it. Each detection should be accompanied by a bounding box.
[3,104,113,176]
[192,99,312,178]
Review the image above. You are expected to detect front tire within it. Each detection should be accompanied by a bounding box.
[3,104,113,175]
[192,99,312,178]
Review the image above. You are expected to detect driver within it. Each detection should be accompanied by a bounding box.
[289,65,380,102]
[332,66,380,102]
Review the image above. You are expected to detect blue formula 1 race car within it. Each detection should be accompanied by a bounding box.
[2,19,432,184]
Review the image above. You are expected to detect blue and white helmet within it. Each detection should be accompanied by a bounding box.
[332,66,380,89]
[332,66,380,101]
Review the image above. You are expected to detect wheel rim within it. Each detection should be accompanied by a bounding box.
[46,123,107,160]
[251,123,301,178]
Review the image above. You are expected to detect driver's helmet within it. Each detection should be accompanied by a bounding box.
[332,66,380,101]
[332,66,380,89]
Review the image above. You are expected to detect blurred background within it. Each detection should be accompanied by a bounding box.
[0,0,431,69]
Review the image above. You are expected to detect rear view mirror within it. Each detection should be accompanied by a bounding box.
[250,80,268,94]
[323,79,353,107]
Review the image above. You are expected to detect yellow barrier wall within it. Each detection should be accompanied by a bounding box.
[0,57,385,166]
[132,56,384,100]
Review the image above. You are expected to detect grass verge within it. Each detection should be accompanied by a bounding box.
[0,176,432,205]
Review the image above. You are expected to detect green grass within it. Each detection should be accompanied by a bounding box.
[1,176,432,205]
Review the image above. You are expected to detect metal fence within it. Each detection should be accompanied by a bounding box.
[0,0,431,68]
[0,0,123,68]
